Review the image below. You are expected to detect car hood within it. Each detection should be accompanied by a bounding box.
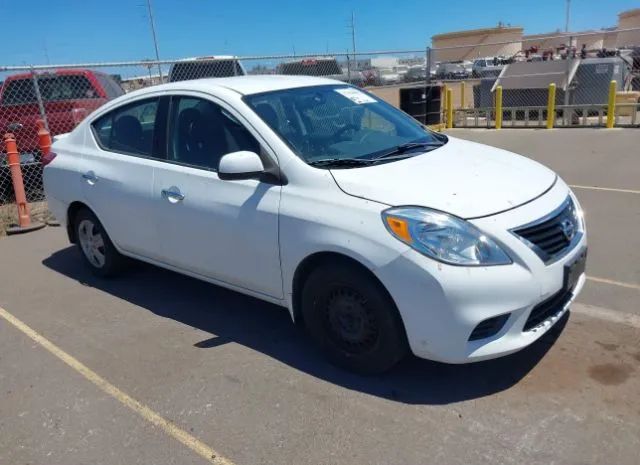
[330,136,557,219]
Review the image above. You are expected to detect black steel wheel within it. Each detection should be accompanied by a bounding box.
[301,259,408,374]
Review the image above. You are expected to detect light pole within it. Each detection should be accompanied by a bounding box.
[565,0,571,33]
[146,0,163,83]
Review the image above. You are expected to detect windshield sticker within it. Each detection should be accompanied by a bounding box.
[334,88,376,104]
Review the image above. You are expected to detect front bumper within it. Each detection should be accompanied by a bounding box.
[374,179,587,364]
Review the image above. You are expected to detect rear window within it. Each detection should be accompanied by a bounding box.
[1,74,99,105]
[169,60,244,82]
[94,73,125,99]
[277,60,342,76]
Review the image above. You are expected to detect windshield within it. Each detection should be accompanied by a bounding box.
[244,85,446,165]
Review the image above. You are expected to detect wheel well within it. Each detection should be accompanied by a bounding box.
[66,201,91,243]
[291,252,397,327]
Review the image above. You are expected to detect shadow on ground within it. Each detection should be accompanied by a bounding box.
[43,246,568,405]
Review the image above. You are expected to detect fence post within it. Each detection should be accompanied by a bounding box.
[547,83,556,129]
[606,80,617,129]
[426,46,432,85]
[562,36,574,126]
[495,85,503,130]
[30,67,49,132]
[446,87,453,129]
[460,81,465,109]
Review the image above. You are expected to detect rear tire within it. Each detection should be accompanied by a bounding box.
[74,208,124,277]
[301,261,408,374]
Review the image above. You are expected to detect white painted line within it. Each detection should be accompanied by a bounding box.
[587,276,640,291]
[0,306,234,465]
[569,185,640,195]
[571,303,640,330]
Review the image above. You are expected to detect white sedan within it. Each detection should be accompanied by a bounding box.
[43,75,587,373]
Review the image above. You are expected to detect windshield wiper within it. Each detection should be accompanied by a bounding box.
[374,141,443,160]
[307,158,375,168]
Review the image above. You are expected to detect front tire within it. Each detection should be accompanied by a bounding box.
[74,208,124,277]
[301,261,408,374]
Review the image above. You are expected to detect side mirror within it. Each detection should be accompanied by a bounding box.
[218,151,264,180]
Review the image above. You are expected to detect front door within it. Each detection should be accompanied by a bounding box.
[152,94,282,298]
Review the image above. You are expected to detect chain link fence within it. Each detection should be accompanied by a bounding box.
[429,29,640,128]
[0,50,431,224]
[1,33,639,229]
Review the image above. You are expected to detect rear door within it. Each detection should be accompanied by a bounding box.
[81,96,167,258]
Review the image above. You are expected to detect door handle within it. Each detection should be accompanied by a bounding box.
[82,171,98,184]
[161,187,185,203]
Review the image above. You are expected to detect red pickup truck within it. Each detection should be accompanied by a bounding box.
[0,69,124,153]
[0,69,124,202]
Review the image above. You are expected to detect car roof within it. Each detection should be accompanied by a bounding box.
[173,55,239,62]
[135,75,343,97]
[4,69,104,81]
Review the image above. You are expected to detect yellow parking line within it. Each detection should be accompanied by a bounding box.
[0,306,234,465]
[569,185,640,195]
[586,276,640,291]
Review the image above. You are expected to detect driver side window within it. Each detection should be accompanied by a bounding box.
[167,96,260,171]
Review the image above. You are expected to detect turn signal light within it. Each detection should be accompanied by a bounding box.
[385,216,412,243]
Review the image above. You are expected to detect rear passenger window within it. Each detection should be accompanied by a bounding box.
[92,98,159,157]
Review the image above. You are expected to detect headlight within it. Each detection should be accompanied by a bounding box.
[569,193,586,231]
[382,207,512,266]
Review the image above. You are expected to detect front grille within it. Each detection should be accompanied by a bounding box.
[469,313,510,341]
[523,288,573,331]
[512,197,581,263]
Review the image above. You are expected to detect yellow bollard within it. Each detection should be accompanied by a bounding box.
[546,83,556,129]
[442,84,447,126]
[446,88,453,128]
[460,81,465,109]
[606,80,617,129]
[495,85,503,130]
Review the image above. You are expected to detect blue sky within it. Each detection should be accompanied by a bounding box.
[2,0,638,65]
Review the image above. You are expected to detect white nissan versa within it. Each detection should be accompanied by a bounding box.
[43,76,587,373]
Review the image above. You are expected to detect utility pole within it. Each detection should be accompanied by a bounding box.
[146,0,163,83]
[350,11,357,71]
[565,0,571,33]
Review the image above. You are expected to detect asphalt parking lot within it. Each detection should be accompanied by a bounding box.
[1,128,639,465]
